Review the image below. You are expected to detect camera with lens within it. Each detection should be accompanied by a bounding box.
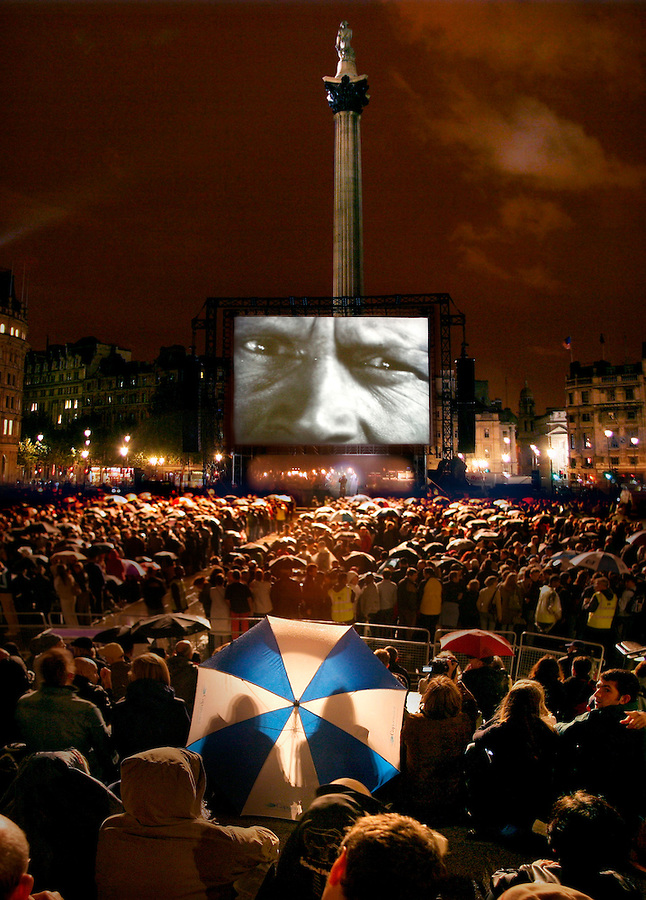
[421,657,451,678]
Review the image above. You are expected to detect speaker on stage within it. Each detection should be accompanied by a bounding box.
[182,356,202,453]
[456,355,475,454]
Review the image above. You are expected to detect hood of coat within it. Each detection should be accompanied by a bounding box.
[120,747,205,825]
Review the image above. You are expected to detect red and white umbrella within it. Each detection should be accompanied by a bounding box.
[439,629,514,659]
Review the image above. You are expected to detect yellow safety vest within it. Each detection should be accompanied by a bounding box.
[329,586,355,623]
[587,591,617,630]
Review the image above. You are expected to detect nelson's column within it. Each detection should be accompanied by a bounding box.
[323,22,369,300]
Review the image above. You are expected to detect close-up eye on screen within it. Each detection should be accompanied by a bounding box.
[233,316,430,445]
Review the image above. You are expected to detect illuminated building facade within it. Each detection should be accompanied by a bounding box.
[0,269,28,483]
[23,340,198,433]
[516,384,568,491]
[565,348,646,487]
[459,382,518,486]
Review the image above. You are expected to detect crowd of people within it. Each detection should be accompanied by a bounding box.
[0,487,645,898]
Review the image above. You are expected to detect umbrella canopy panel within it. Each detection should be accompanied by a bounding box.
[440,628,514,659]
[188,617,406,820]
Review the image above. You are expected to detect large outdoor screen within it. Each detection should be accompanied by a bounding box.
[233,316,430,445]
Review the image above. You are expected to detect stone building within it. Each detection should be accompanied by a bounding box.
[23,339,191,434]
[0,269,29,483]
[459,381,517,487]
[24,337,134,429]
[565,347,645,488]
[516,384,568,491]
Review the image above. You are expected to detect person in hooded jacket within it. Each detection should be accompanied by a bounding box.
[0,749,121,900]
[95,746,279,900]
[111,653,190,763]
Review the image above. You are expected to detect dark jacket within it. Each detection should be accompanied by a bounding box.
[167,655,198,718]
[14,685,115,782]
[467,717,559,832]
[111,679,190,762]
[260,783,383,900]
[556,706,646,829]
[1,750,122,900]
[461,666,509,721]
[488,860,640,900]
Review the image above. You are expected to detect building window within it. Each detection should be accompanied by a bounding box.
[570,459,576,468]
[625,388,634,400]
[570,435,576,449]
[628,411,637,420]
[30,403,38,412]
[581,413,591,422]
[629,457,638,466]
[610,456,620,466]
[583,434,592,449]
[484,428,490,438]
[581,391,589,403]
[568,393,574,405]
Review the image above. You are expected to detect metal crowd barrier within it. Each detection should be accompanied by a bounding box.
[354,622,431,685]
[515,631,605,680]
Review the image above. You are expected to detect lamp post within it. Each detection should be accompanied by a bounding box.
[530,443,541,487]
[547,447,556,494]
[604,429,613,470]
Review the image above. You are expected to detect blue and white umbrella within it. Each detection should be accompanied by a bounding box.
[188,616,406,820]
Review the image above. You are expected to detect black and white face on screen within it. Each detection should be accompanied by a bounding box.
[233,316,430,445]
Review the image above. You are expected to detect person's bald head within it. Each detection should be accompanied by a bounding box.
[0,815,33,900]
[174,640,193,659]
[74,656,99,684]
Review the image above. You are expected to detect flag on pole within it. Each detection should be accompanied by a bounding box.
[562,336,571,350]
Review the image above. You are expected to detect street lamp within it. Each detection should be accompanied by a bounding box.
[119,434,131,459]
[604,429,613,470]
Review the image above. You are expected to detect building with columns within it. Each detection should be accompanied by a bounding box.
[458,381,518,488]
[516,384,568,491]
[565,347,646,488]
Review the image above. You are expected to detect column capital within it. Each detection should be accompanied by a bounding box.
[323,74,370,115]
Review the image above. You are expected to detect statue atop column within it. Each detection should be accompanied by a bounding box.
[324,21,369,114]
[335,21,355,72]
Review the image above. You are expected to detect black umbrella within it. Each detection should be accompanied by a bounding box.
[130,613,211,641]
[423,542,446,555]
[237,542,267,560]
[268,555,308,571]
[93,624,136,644]
[153,551,178,564]
[88,542,115,556]
[26,521,60,535]
[388,543,420,562]
[343,551,377,574]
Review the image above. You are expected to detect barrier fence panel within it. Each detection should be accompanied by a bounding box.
[515,632,605,681]
[0,607,49,647]
[354,622,431,684]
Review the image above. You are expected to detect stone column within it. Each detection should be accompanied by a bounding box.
[323,22,369,302]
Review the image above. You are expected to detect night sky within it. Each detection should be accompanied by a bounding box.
[2,1,644,415]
